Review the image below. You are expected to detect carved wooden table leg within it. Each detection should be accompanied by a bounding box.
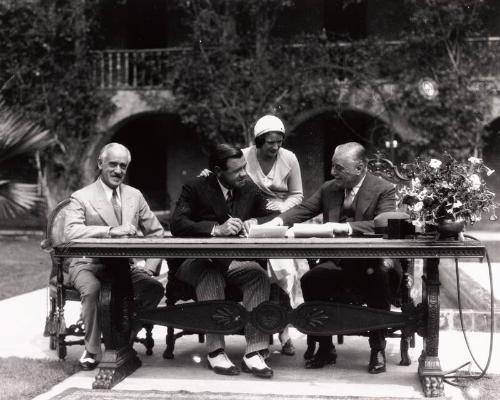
[418,258,444,397]
[93,259,141,389]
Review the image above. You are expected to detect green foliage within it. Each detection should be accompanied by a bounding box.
[0,100,52,218]
[172,0,497,160]
[383,0,499,160]
[0,0,113,207]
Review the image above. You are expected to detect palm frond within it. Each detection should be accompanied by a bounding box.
[0,100,53,163]
[0,180,40,219]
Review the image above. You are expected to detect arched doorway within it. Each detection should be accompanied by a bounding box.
[111,112,208,222]
[287,108,399,198]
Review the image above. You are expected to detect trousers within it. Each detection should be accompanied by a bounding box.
[300,259,391,350]
[71,263,164,354]
[176,259,270,354]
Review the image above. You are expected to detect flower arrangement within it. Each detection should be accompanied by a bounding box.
[398,154,498,228]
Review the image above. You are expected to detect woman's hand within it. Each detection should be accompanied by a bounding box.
[266,200,287,213]
[197,169,212,178]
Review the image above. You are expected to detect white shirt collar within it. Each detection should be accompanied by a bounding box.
[98,178,121,203]
[216,178,231,199]
[348,173,366,196]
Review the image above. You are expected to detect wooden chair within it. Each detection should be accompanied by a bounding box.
[42,199,154,359]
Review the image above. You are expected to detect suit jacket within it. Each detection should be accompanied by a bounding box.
[64,180,164,283]
[171,174,275,237]
[169,174,276,283]
[280,172,396,235]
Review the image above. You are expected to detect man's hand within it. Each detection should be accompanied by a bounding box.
[242,218,257,237]
[110,223,137,237]
[213,217,244,236]
[197,168,212,178]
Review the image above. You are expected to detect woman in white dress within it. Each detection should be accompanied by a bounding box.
[243,115,309,356]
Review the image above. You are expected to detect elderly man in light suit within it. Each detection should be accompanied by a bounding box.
[64,143,164,370]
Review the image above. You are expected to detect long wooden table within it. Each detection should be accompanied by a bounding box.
[53,237,485,397]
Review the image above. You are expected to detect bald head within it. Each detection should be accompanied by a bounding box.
[330,142,367,188]
[97,143,131,189]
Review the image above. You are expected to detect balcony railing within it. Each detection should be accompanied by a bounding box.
[91,38,500,90]
[91,47,188,90]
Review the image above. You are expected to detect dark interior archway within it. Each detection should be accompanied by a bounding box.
[111,113,207,220]
[287,109,398,198]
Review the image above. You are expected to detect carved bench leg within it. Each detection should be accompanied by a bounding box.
[400,335,411,366]
[93,260,141,389]
[144,324,154,355]
[163,326,175,359]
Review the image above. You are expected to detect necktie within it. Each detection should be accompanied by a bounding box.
[111,188,122,224]
[226,190,233,214]
[343,188,355,211]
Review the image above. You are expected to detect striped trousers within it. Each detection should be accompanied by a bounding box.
[177,259,270,354]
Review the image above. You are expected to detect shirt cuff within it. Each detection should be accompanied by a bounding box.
[346,223,353,236]
[272,217,284,226]
[211,224,218,237]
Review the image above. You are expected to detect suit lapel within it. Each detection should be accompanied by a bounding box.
[88,181,120,227]
[326,182,344,222]
[207,175,231,222]
[120,184,136,224]
[354,174,377,219]
[231,187,248,220]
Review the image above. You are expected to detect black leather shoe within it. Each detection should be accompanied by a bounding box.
[79,350,97,371]
[368,349,386,374]
[305,347,337,369]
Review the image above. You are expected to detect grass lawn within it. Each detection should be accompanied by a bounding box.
[0,234,50,300]
[0,357,78,400]
[1,234,78,399]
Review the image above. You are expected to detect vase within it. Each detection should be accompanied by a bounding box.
[435,218,465,240]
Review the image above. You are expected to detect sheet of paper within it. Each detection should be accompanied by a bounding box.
[292,223,334,238]
[247,225,289,238]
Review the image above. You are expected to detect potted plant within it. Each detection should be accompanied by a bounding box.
[398,154,498,238]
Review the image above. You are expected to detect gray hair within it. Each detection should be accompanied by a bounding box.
[98,142,131,163]
[334,142,367,164]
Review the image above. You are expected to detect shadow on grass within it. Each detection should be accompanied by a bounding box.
[0,356,79,400]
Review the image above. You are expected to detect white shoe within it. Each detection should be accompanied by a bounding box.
[242,352,273,378]
[79,350,97,370]
[207,350,240,375]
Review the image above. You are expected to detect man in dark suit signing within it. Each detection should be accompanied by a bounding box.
[266,142,396,374]
[170,143,276,378]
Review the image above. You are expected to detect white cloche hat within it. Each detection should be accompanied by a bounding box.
[253,115,285,138]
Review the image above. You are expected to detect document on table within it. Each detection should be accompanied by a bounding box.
[291,223,335,238]
[247,225,289,238]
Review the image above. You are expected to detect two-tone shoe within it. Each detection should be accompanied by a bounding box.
[79,350,98,371]
[242,351,273,378]
[207,349,240,376]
